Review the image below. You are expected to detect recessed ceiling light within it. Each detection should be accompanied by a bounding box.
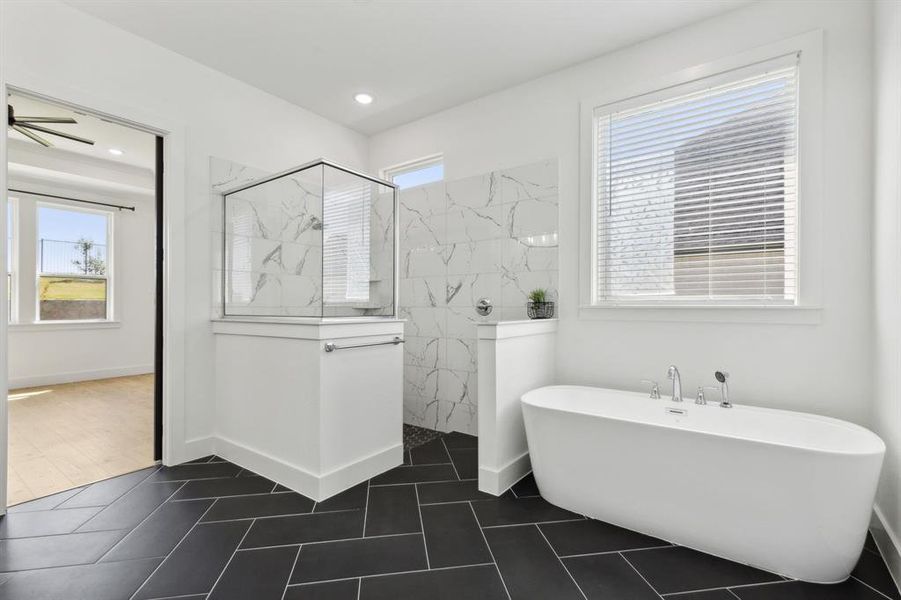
[354,93,373,105]
[108,148,124,156]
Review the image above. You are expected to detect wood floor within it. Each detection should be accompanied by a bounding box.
[7,374,155,506]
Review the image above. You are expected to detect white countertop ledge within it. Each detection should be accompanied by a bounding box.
[476,318,558,340]
[212,317,405,340]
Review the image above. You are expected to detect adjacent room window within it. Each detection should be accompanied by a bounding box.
[37,204,111,321]
[323,182,371,304]
[385,156,443,189]
[590,55,798,305]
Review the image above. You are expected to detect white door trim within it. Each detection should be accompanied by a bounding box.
[0,75,189,512]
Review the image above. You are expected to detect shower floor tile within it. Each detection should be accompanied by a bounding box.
[1,429,897,600]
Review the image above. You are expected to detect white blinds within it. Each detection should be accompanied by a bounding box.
[323,183,371,303]
[594,57,799,304]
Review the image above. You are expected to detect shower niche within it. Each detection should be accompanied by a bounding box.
[211,158,403,502]
[221,159,396,318]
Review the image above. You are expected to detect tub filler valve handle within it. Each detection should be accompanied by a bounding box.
[697,386,720,406]
[641,379,660,400]
[715,371,732,408]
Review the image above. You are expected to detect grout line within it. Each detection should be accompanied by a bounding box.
[362,478,372,536]
[0,554,168,576]
[727,590,742,599]
[619,551,665,600]
[234,542,303,552]
[237,530,422,554]
[128,499,219,600]
[144,593,213,600]
[419,498,488,506]
[851,575,897,600]
[659,577,790,596]
[170,490,287,502]
[535,524,588,600]
[507,471,536,498]
[307,531,420,545]
[357,576,362,600]
[286,562,498,589]
[0,526,136,542]
[413,484,430,569]
[201,507,355,524]
[370,478,474,488]
[62,465,162,510]
[280,545,303,600]
[481,517,587,529]
[206,517,255,596]
[94,481,189,563]
[441,437,462,481]
[469,501,512,600]
[556,543,676,559]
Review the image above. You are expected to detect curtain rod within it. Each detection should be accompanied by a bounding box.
[7,188,136,212]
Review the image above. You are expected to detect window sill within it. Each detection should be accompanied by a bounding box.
[9,320,122,332]
[578,304,822,325]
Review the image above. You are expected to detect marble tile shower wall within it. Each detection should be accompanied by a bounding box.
[211,157,271,318]
[400,159,558,435]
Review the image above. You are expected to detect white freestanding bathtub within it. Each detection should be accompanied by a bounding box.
[521,385,885,583]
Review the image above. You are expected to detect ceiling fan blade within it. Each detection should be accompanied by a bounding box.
[18,123,95,145]
[14,116,78,124]
[12,124,52,147]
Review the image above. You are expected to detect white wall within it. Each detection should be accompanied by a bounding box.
[0,0,369,461]
[370,0,874,424]
[871,0,901,583]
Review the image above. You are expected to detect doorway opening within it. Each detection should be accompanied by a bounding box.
[5,91,163,506]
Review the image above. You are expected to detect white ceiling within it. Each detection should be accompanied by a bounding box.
[8,93,156,168]
[64,0,751,135]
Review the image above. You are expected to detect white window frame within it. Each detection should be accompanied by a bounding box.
[35,200,115,323]
[7,197,18,324]
[382,154,444,189]
[579,31,824,325]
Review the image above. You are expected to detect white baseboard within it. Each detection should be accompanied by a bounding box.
[215,435,320,498]
[9,364,154,389]
[319,444,403,500]
[177,436,216,466]
[214,435,402,502]
[872,504,901,594]
[478,451,531,496]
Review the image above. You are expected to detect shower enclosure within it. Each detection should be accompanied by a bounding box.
[221,159,396,319]
[212,158,403,501]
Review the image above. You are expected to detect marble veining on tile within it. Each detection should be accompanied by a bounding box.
[211,157,396,318]
[399,159,559,435]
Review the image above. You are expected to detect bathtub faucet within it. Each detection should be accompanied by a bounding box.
[667,365,683,402]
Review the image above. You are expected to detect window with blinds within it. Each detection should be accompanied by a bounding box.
[323,182,371,304]
[592,56,798,305]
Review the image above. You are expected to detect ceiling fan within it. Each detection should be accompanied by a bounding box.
[7,104,95,147]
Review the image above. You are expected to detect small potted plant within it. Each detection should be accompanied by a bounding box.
[527,288,555,319]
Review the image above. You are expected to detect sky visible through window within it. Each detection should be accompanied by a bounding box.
[391,162,443,189]
[38,206,107,245]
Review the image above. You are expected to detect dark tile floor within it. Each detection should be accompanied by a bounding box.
[0,431,898,600]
